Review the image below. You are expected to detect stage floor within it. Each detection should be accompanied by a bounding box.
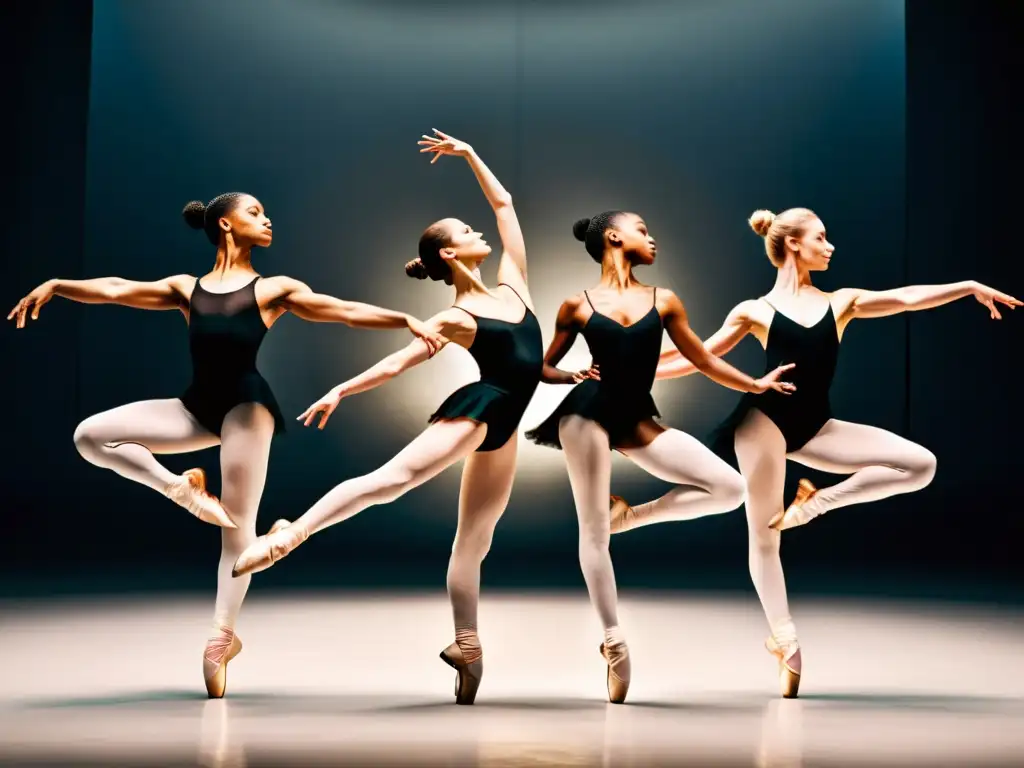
[1,591,1021,767]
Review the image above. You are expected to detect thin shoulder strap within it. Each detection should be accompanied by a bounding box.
[652,286,657,307]
[583,290,596,311]
[759,296,778,311]
[497,282,527,310]
[451,305,476,320]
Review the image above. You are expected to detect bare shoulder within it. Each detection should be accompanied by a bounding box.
[731,298,772,332]
[435,306,477,333]
[561,292,587,312]
[256,274,308,304]
[731,298,766,321]
[434,306,479,348]
[653,286,685,314]
[165,274,197,299]
[654,286,679,301]
[261,274,307,292]
[827,287,860,318]
[556,292,589,326]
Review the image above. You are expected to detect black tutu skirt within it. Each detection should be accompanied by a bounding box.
[429,382,531,452]
[525,379,660,450]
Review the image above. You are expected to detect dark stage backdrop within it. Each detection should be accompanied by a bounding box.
[5,1,1015,596]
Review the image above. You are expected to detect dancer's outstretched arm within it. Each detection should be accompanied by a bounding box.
[661,290,793,394]
[538,295,600,385]
[267,276,445,353]
[419,129,528,287]
[835,280,1020,321]
[298,307,476,429]
[655,300,761,380]
[8,275,194,326]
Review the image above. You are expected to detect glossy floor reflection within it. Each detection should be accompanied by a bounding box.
[1,592,1021,766]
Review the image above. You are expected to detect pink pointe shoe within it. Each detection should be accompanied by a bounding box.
[231,519,306,577]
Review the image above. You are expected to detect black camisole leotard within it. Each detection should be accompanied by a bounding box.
[180,276,286,437]
[710,296,840,465]
[428,283,544,452]
[526,288,664,450]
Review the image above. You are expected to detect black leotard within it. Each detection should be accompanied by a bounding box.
[526,288,663,450]
[428,283,543,452]
[710,297,839,464]
[180,276,286,437]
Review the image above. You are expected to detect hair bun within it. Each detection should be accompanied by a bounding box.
[182,200,207,230]
[572,217,591,242]
[405,258,429,280]
[748,209,776,238]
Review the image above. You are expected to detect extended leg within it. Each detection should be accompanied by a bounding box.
[72,398,231,526]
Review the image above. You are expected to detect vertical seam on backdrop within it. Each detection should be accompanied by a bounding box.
[902,0,911,438]
[514,1,524,198]
[77,1,98,426]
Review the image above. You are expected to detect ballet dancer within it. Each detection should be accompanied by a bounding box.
[7,192,444,698]
[524,211,795,703]
[654,207,1020,698]
[230,131,544,706]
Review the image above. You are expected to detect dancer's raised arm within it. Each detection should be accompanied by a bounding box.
[419,129,527,287]
[265,275,444,353]
[835,280,1019,322]
[298,307,475,429]
[656,300,761,380]
[8,274,194,326]
[661,290,793,394]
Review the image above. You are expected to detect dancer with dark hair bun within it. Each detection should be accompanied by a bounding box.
[654,207,1020,698]
[525,211,795,704]
[231,131,544,707]
[8,192,443,698]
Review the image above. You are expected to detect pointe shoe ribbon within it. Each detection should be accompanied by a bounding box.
[165,468,236,528]
[765,634,801,699]
[769,479,819,531]
[231,519,307,577]
[204,626,243,699]
[440,641,483,705]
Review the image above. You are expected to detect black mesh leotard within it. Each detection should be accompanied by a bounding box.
[180,276,286,437]
[428,283,543,452]
[710,297,839,465]
[526,288,663,450]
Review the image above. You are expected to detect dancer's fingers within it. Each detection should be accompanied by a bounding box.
[301,406,322,427]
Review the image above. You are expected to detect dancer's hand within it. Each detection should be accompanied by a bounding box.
[298,386,345,430]
[972,283,1021,320]
[418,129,472,164]
[7,280,56,328]
[571,364,600,383]
[406,316,447,356]
[752,363,797,395]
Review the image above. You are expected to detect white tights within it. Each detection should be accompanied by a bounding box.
[736,410,937,644]
[557,416,746,646]
[73,399,275,630]
[292,419,516,657]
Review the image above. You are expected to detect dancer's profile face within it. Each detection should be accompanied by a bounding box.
[439,218,492,264]
[608,213,657,265]
[220,195,273,248]
[789,216,833,271]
